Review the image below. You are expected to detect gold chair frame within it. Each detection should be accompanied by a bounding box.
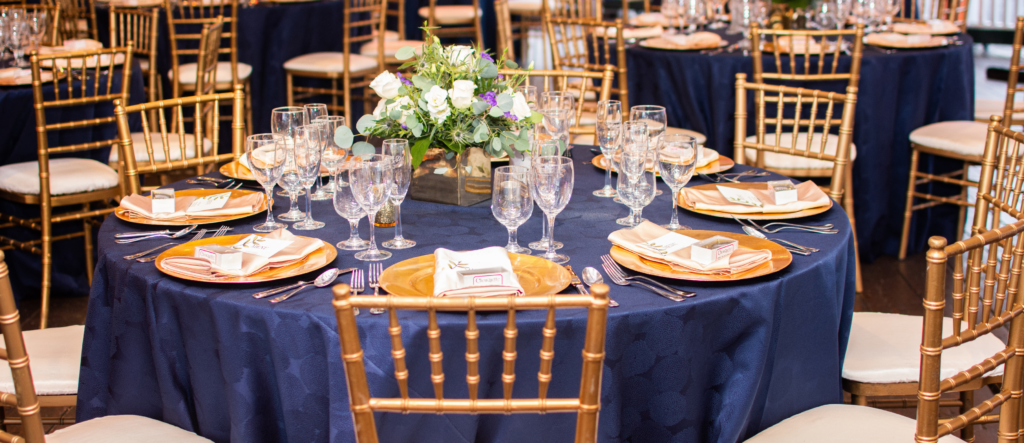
[896,0,970,32]
[545,16,628,110]
[497,66,615,137]
[421,0,482,45]
[109,7,160,106]
[547,0,600,18]
[47,0,97,40]
[495,0,515,60]
[331,283,611,443]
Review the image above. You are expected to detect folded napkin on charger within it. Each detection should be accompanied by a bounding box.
[118,192,264,220]
[433,247,524,297]
[0,67,50,84]
[661,32,723,49]
[632,12,669,27]
[866,32,945,46]
[596,26,664,39]
[892,19,958,34]
[608,221,772,275]
[610,147,717,169]
[39,39,104,54]
[160,229,324,278]
[774,35,825,53]
[682,180,830,214]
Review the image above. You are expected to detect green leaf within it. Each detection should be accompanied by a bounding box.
[490,137,501,154]
[412,74,435,91]
[333,125,354,148]
[355,115,376,134]
[557,139,567,154]
[496,93,513,112]
[526,112,543,125]
[406,112,420,128]
[488,106,505,118]
[473,124,489,143]
[395,46,417,60]
[504,60,518,69]
[384,98,395,105]
[352,141,376,156]
[411,123,423,137]
[514,138,530,152]
[480,63,498,79]
[419,99,429,111]
[389,109,402,120]
[399,61,416,70]
[517,128,531,141]
[471,101,489,115]
[410,138,431,169]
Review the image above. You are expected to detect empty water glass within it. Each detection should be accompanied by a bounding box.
[617,165,657,227]
[538,108,571,151]
[333,164,370,251]
[246,134,286,232]
[292,124,325,230]
[530,156,574,264]
[315,116,347,193]
[594,100,622,198]
[304,104,332,201]
[350,154,393,261]
[528,139,565,252]
[272,106,306,197]
[656,135,697,230]
[382,139,415,249]
[276,139,307,222]
[492,166,533,254]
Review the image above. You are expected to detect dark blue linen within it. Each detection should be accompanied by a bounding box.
[626,34,975,260]
[78,148,855,442]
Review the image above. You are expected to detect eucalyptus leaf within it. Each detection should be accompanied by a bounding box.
[480,63,498,79]
[384,98,395,105]
[333,125,354,148]
[356,114,376,134]
[399,61,416,70]
[445,151,455,159]
[504,60,518,69]
[412,74,435,91]
[397,85,408,95]
[557,139,567,154]
[514,138,530,152]
[351,141,376,156]
[419,99,429,111]
[411,124,423,137]
[406,112,420,128]
[517,128,531,141]
[395,46,417,61]
[488,106,505,118]
[471,101,489,115]
[473,124,489,143]
[490,137,501,154]
[389,109,402,120]
[496,93,513,112]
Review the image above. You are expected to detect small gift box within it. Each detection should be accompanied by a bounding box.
[194,245,244,270]
[767,180,799,205]
[690,236,738,266]
[151,188,176,214]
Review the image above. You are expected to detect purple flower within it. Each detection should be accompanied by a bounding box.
[401,124,408,130]
[504,111,518,122]
[396,71,413,86]
[497,74,504,80]
[480,52,494,63]
[478,91,497,107]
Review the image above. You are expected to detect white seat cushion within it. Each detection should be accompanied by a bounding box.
[283,52,379,74]
[666,126,707,145]
[909,120,988,157]
[138,58,150,72]
[374,29,400,42]
[360,40,425,58]
[508,0,543,13]
[0,158,119,196]
[573,134,595,145]
[169,61,252,84]
[975,98,1024,122]
[47,415,214,443]
[843,312,1005,384]
[745,404,966,443]
[109,132,215,163]
[417,5,481,24]
[744,132,857,170]
[0,325,82,396]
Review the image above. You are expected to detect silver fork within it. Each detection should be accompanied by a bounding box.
[209,225,231,238]
[601,255,695,297]
[368,263,385,315]
[747,219,837,234]
[348,269,364,316]
[135,228,210,262]
[115,224,197,244]
[601,262,685,302]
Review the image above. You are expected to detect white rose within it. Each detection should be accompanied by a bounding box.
[510,91,532,121]
[424,85,451,124]
[449,80,476,110]
[447,45,475,66]
[388,96,414,124]
[369,71,402,99]
[372,99,388,119]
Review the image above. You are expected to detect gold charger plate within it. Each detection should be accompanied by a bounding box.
[678,182,833,220]
[220,159,329,181]
[610,230,792,282]
[639,38,727,51]
[154,234,337,283]
[592,152,735,175]
[114,188,268,226]
[865,33,949,49]
[379,253,571,297]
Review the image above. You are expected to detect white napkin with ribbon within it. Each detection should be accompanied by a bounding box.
[608,221,772,275]
[160,229,324,278]
[432,247,524,297]
[681,180,831,214]
[118,192,264,220]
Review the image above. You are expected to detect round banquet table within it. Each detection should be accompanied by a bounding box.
[78,147,856,443]
[626,32,975,261]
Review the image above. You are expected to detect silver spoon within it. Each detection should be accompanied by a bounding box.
[580,267,620,307]
[741,226,814,255]
[270,268,341,304]
[253,267,354,299]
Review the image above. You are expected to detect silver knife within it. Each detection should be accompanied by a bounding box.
[566,265,589,295]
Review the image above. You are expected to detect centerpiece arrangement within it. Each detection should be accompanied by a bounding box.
[351,28,543,206]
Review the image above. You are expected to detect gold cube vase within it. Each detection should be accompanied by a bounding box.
[409,146,492,207]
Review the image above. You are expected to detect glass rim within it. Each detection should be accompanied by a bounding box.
[247,133,283,142]
[494,165,529,175]
[271,106,305,113]
[383,138,409,146]
[314,115,345,122]
[660,134,696,143]
[630,105,666,112]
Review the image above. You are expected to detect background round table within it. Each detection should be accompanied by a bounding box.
[626,32,974,261]
[78,148,856,442]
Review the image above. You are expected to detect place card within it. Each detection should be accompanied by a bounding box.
[717,185,763,208]
[231,234,293,258]
[636,232,699,256]
[690,236,738,266]
[445,259,508,287]
[150,188,176,214]
[768,180,798,205]
[186,192,231,213]
[194,245,243,270]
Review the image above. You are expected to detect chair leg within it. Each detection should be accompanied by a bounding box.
[331,78,339,112]
[851,394,868,406]
[286,73,295,106]
[245,79,253,136]
[343,75,353,126]
[40,217,52,330]
[960,390,975,443]
[843,164,862,293]
[899,148,921,260]
[83,204,94,285]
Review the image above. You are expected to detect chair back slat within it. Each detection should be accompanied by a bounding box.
[497,67,614,136]
[501,308,517,401]
[49,0,97,39]
[165,0,240,86]
[898,0,969,31]
[548,0,600,18]
[544,17,628,108]
[109,7,159,105]
[537,307,556,400]
[385,310,410,400]
[427,307,445,400]
[1000,17,1024,126]
[465,307,480,400]
[750,24,864,90]
[196,17,225,96]
[495,0,515,59]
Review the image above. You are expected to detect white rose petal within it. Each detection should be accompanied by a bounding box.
[372,99,388,119]
[386,96,414,124]
[369,71,402,99]
[510,92,532,121]
[449,80,476,110]
[424,85,451,124]
[447,45,475,66]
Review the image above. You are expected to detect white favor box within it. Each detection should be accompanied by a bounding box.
[151,188,176,214]
[195,245,244,270]
[768,180,798,205]
[691,236,738,266]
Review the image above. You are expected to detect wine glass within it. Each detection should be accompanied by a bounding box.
[304,104,333,201]
[616,165,657,227]
[594,100,622,198]
[530,156,573,264]
[292,124,325,230]
[880,0,900,30]
[276,138,307,222]
[537,108,571,149]
[541,90,575,134]
[630,105,667,149]
[382,139,415,249]
[656,134,697,230]
[492,166,533,254]
[26,11,45,51]
[517,85,538,110]
[350,154,394,261]
[528,139,565,252]
[272,106,306,197]
[333,164,370,251]
[662,0,681,34]
[315,116,347,193]
[8,17,27,67]
[246,134,286,232]
[680,0,707,32]
[707,0,728,28]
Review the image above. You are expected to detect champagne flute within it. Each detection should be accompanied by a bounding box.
[292,124,325,230]
[315,116,347,193]
[656,135,697,230]
[246,134,286,232]
[272,106,307,197]
[528,140,565,251]
[617,166,657,227]
[333,164,370,251]
[350,154,393,261]
[304,104,333,201]
[492,166,533,254]
[382,139,415,249]
[629,107,664,196]
[594,100,622,197]
[530,156,574,265]
[276,138,307,222]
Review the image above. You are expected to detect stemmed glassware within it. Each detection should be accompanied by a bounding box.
[382,139,415,249]
[276,144,307,222]
[630,105,667,148]
[594,100,622,198]
[656,134,697,230]
[25,11,45,52]
[538,108,571,150]
[304,104,333,201]
[528,140,564,251]
[680,0,707,32]
[332,162,370,251]
[530,156,574,265]
[246,134,287,233]
[707,0,728,28]
[541,90,576,135]
[492,166,533,255]
[616,120,649,224]
[349,154,393,261]
[880,0,900,31]
[316,116,347,191]
[292,124,325,230]
[272,106,306,198]
[616,165,657,227]
[7,14,27,67]
[661,0,681,34]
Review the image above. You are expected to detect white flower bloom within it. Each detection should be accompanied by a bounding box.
[447,45,475,66]
[449,80,476,109]
[372,99,388,119]
[424,85,451,123]
[373,96,414,123]
[510,91,532,121]
[369,71,402,99]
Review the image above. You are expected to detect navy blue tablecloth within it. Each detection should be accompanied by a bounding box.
[626,34,974,261]
[78,148,856,442]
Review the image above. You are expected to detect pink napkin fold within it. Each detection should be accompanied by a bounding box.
[432,247,525,297]
[119,192,264,220]
[681,180,830,214]
[159,229,325,278]
[608,221,772,275]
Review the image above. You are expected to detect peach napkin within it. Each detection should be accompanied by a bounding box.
[661,32,723,49]
[0,67,50,84]
[160,229,325,278]
[432,247,525,297]
[681,180,830,214]
[608,221,772,275]
[775,35,824,53]
[632,12,669,27]
[119,192,264,220]
[893,19,958,34]
[609,147,717,169]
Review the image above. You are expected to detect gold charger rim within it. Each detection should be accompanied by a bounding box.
[114,188,268,226]
[220,159,330,181]
[610,230,792,282]
[639,38,726,51]
[678,182,833,220]
[378,252,571,297]
[864,35,949,49]
[592,153,735,175]
[154,233,337,284]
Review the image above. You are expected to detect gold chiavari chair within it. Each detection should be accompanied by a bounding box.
[507,0,543,61]
[496,0,516,59]
[285,0,385,123]
[747,117,1024,443]
[0,251,216,443]
[0,46,132,329]
[896,0,969,32]
[899,16,1024,260]
[331,283,611,443]
[48,0,96,40]
[358,0,424,71]
[498,66,615,139]
[164,0,252,132]
[547,0,600,19]
[109,7,160,107]
[418,0,482,45]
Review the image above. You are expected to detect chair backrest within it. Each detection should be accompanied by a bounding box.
[0,251,46,443]
[109,7,159,102]
[383,0,405,39]
[996,16,1024,126]
[914,118,1024,442]
[733,73,857,202]
[331,283,611,443]
[498,66,615,136]
[750,24,865,90]
[425,0,481,43]
[196,17,225,97]
[544,16,628,108]
[164,0,240,86]
[547,0,601,18]
[114,85,245,195]
[898,0,969,31]
[495,0,515,60]
[343,0,386,74]
[48,0,96,39]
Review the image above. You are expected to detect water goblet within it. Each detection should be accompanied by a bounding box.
[315,115,347,192]
[537,108,571,150]
[26,11,44,51]
[656,135,697,230]
[680,0,707,32]
[616,165,657,227]
[594,100,622,197]
[246,134,286,232]
[350,154,393,261]
[517,85,538,110]
[276,138,307,222]
[304,104,332,201]
[333,165,370,250]
[492,166,533,254]
[530,156,574,265]
[528,139,565,251]
[541,90,576,132]
[272,106,306,197]
[707,0,728,28]
[662,0,681,34]
[292,124,325,230]
[630,105,667,148]
[382,139,415,249]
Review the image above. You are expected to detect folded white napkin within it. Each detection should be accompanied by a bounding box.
[608,221,772,275]
[893,19,958,34]
[632,12,669,27]
[0,67,48,84]
[597,26,665,39]
[681,180,831,214]
[433,247,525,297]
[661,32,723,49]
[119,192,264,220]
[160,229,325,278]
[775,35,824,53]
[697,147,719,168]
[866,32,945,47]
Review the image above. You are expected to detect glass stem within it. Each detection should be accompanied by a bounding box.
[541,216,550,243]
[507,227,518,249]
[636,208,644,225]
[670,187,680,226]
[288,192,299,213]
[348,219,361,242]
[367,212,378,253]
[546,215,557,256]
[604,163,613,190]
[304,186,314,221]
[264,187,275,224]
[393,201,403,240]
